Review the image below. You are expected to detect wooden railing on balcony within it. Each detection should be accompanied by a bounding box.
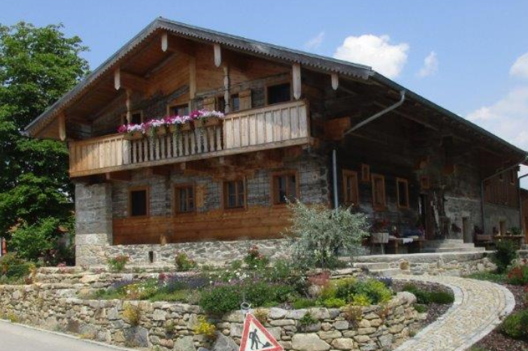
[69,100,310,177]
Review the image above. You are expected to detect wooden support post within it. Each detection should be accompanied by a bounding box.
[189,57,196,109]
[105,171,131,182]
[125,89,132,124]
[58,113,66,141]
[114,68,147,94]
[331,73,339,90]
[292,63,302,100]
[114,68,121,90]
[223,65,230,113]
[214,44,222,67]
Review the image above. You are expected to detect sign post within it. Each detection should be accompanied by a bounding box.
[239,314,283,351]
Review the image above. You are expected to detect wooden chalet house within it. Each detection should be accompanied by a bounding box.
[25,18,528,266]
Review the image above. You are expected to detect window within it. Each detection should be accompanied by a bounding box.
[361,164,370,182]
[174,184,195,214]
[129,188,148,217]
[510,170,516,185]
[121,111,143,125]
[371,174,386,210]
[267,83,291,105]
[217,94,240,113]
[223,179,246,209]
[396,178,409,209]
[272,172,298,205]
[169,104,189,116]
[342,170,359,206]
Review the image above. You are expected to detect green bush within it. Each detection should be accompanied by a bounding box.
[243,246,269,270]
[320,297,346,308]
[198,285,241,314]
[334,278,358,300]
[0,253,34,284]
[402,284,454,305]
[292,298,317,309]
[286,201,369,268]
[500,309,528,339]
[175,253,196,272]
[107,255,129,272]
[351,294,371,306]
[353,279,393,305]
[299,312,318,327]
[414,304,428,313]
[493,241,518,273]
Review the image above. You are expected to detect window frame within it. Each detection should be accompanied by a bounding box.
[120,110,144,125]
[271,171,299,206]
[396,177,410,209]
[371,174,386,211]
[128,186,150,218]
[265,82,292,106]
[167,102,190,117]
[173,183,196,215]
[342,170,359,206]
[222,178,247,210]
[361,164,370,182]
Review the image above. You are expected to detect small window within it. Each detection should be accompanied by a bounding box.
[396,178,409,209]
[342,170,359,206]
[121,111,143,125]
[510,170,516,185]
[273,172,298,205]
[129,188,148,217]
[267,83,291,105]
[170,104,189,116]
[371,174,386,210]
[361,164,370,182]
[217,94,240,113]
[223,179,246,209]
[174,185,195,214]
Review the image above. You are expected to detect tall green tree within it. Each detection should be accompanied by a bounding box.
[0,22,89,263]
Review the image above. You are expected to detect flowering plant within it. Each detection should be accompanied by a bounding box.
[117,123,145,135]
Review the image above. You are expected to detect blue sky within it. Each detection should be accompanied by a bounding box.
[2,0,528,186]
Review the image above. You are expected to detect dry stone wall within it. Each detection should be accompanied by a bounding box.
[0,283,421,351]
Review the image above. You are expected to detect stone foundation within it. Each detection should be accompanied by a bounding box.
[0,283,421,351]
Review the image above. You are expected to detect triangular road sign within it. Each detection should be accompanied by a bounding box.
[239,313,283,351]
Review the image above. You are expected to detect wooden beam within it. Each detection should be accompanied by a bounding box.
[214,44,222,67]
[114,68,147,94]
[125,89,132,124]
[105,171,131,182]
[292,63,302,100]
[146,166,171,177]
[331,73,339,90]
[189,57,196,100]
[161,32,169,52]
[223,65,230,113]
[58,113,66,141]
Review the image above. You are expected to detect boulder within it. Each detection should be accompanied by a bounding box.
[174,336,196,351]
[212,333,238,351]
[292,334,331,351]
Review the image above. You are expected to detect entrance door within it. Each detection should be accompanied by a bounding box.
[420,194,435,240]
[462,217,471,243]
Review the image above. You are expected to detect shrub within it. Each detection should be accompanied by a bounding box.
[351,294,371,306]
[299,312,318,327]
[0,253,34,284]
[122,303,141,326]
[414,304,428,313]
[286,201,369,268]
[493,241,518,273]
[343,305,363,324]
[334,278,358,300]
[353,279,393,305]
[175,253,196,272]
[321,297,346,308]
[107,255,129,272]
[254,308,269,324]
[244,246,269,270]
[193,316,217,339]
[199,285,241,314]
[402,284,454,305]
[507,265,528,285]
[500,309,528,339]
[292,298,317,309]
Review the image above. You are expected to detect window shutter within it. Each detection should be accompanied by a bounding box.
[239,89,252,110]
[203,97,216,111]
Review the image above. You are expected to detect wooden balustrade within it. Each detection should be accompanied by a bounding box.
[69,100,310,177]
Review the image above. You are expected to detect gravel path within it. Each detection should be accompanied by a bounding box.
[393,275,515,351]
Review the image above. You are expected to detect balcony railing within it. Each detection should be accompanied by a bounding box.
[69,100,310,177]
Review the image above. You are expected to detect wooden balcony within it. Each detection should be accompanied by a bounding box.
[69,100,311,177]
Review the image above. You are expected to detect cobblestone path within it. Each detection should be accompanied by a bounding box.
[394,275,515,351]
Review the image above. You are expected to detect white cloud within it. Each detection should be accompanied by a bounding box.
[304,31,325,51]
[418,51,439,78]
[510,52,528,79]
[333,34,409,78]
[466,87,528,152]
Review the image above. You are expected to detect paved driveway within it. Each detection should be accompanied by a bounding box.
[0,321,131,351]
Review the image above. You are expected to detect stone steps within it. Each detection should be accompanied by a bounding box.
[368,268,404,277]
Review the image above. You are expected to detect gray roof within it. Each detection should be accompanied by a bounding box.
[25,17,527,158]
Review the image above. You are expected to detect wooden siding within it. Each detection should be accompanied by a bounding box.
[112,206,291,245]
[484,170,519,208]
[69,100,310,177]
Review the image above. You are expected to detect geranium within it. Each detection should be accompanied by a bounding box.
[117,123,145,134]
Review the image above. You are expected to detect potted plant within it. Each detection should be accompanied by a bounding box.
[118,124,144,140]
[144,119,167,138]
[191,109,225,129]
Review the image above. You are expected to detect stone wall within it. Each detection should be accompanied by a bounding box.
[0,283,421,351]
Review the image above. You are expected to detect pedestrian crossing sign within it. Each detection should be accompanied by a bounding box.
[239,313,283,351]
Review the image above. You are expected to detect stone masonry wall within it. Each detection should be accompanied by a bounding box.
[0,283,421,351]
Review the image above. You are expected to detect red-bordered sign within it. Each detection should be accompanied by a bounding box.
[239,313,283,351]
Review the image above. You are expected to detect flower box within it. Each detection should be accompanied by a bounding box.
[125,131,143,140]
[169,124,180,134]
[180,123,193,132]
[156,126,167,136]
[203,116,222,127]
